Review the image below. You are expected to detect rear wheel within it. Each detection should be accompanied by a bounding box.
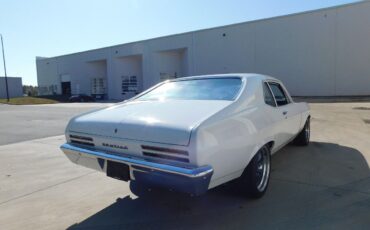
[239,145,271,198]
[293,118,310,146]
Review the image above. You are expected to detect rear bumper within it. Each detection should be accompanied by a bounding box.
[60,143,213,195]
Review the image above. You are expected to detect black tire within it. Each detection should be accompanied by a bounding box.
[239,145,271,199]
[293,118,310,146]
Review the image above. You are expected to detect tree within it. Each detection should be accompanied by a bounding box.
[23,85,39,96]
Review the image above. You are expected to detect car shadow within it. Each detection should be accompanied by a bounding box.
[68,142,370,230]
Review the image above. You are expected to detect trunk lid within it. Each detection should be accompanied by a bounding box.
[68,100,232,146]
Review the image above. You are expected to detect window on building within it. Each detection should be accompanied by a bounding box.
[122,76,138,95]
[91,78,106,94]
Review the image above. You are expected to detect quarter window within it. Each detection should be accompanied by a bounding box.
[268,83,289,106]
[263,82,276,107]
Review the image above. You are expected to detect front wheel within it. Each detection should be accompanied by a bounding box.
[239,145,271,198]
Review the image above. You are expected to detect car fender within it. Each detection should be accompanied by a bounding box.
[247,137,275,167]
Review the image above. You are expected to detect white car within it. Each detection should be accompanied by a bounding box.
[61,74,310,198]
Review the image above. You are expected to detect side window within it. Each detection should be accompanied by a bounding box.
[268,83,289,106]
[263,82,276,107]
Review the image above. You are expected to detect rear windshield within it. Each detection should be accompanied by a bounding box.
[137,78,242,101]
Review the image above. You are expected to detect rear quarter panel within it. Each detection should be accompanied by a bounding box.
[191,78,276,188]
[293,102,310,131]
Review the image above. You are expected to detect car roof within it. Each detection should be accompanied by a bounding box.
[170,73,279,82]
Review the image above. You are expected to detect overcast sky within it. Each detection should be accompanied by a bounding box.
[0,0,359,85]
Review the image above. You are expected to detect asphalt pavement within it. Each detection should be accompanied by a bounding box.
[0,103,111,145]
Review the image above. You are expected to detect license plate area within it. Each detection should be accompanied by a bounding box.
[107,160,130,181]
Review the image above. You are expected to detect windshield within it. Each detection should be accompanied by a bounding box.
[137,78,242,101]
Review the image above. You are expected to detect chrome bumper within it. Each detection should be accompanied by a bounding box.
[60,143,213,195]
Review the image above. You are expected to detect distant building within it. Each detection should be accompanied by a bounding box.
[0,77,23,99]
[36,1,370,99]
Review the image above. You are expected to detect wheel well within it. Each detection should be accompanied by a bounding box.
[305,115,311,125]
[266,141,274,151]
[243,141,274,177]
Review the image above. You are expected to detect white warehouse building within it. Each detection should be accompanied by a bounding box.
[0,77,23,99]
[36,2,370,100]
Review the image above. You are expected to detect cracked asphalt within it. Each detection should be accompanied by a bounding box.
[0,101,369,229]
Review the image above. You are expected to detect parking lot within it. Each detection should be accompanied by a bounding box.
[0,103,112,145]
[0,101,370,230]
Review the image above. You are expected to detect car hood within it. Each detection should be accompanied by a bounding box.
[68,100,232,146]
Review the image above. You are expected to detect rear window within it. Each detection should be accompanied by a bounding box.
[137,78,242,101]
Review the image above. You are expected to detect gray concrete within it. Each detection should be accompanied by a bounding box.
[0,102,369,229]
[0,103,112,145]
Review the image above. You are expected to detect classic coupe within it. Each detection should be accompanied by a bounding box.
[61,74,310,198]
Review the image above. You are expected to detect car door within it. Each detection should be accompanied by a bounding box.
[267,81,300,148]
[262,82,287,150]
[278,83,302,137]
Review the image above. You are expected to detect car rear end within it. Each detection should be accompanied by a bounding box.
[60,76,245,195]
[61,131,213,195]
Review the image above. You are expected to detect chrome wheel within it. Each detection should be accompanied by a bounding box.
[305,120,310,142]
[255,148,270,192]
[240,145,271,198]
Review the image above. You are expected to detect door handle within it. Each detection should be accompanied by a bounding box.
[283,111,288,115]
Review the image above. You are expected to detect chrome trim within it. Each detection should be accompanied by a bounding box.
[70,140,95,146]
[69,134,93,142]
[60,143,213,178]
[142,151,190,163]
[141,145,188,155]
